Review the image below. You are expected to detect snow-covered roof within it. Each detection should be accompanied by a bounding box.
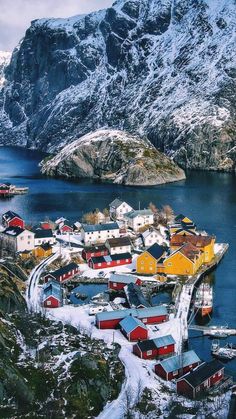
[124,209,153,219]
[96,305,167,322]
[109,273,139,285]
[82,222,119,233]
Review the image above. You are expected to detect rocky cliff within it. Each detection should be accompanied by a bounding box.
[0,0,236,170]
[41,129,185,185]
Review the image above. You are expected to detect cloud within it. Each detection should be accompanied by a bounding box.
[0,0,113,51]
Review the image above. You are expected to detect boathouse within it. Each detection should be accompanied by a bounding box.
[170,234,215,263]
[2,211,25,229]
[82,244,109,261]
[33,243,53,258]
[176,359,224,399]
[44,262,79,283]
[43,280,62,308]
[157,243,204,276]
[136,243,167,274]
[96,306,168,329]
[88,252,132,269]
[108,273,141,291]
[155,350,201,381]
[133,335,175,360]
[119,316,148,341]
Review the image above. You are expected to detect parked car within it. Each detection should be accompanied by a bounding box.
[98,271,105,278]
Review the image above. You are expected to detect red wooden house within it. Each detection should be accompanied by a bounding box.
[43,280,62,308]
[177,360,224,399]
[108,273,142,291]
[2,210,24,229]
[44,262,79,283]
[155,350,201,381]
[133,335,175,360]
[82,244,109,261]
[96,306,168,329]
[119,316,148,341]
[88,252,132,270]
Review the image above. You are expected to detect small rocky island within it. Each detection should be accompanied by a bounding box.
[41,130,185,186]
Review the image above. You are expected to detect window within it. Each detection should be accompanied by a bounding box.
[126,259,129,262]
[196,386,200,392]
[28,235,31,239]
[47,301,51,306]
[218,371,222,377]
[142,318,147,323]
[164,346,167,349]
[141,261,144,264]
[27,241,31,245]
[147,350,152,356]
[167,262,172,267]
[117,260,120,264]
[107,262,111,265]
[98,263,102,267]
[173,370,178,376]
[113,283,117,287]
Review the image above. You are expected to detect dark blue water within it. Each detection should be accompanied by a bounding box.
[1,146,236,375]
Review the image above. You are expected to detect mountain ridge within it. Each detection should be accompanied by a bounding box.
[0,0,236,170]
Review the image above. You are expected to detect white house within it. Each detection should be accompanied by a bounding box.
[124,209,154,231]
[34,229,56,247]
[142,228,163,248]
[81,222,120,245]
[0,226,35,254]
[105,236,132,255]
[109,199,133,220]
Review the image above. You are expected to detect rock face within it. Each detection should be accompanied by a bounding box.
[0,1,236,170]
[41,130,185,185]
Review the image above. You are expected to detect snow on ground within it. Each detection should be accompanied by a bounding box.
[48,304,174,418]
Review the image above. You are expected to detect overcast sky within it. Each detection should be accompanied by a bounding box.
[0,0,113,51]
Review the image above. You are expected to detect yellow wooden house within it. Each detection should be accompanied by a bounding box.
[170,234,215,263]
[157,243,204,276]
[33,243,53,258]
[169,214,196,236]
[136,243,166,274]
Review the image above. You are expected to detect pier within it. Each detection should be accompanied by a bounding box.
[188,325,236,336]
[174,243,229,341]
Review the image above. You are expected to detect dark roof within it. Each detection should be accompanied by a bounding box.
[135,339,157,352]
[175,214,187,222]
[39,243,52,251]
[82,222,119,233]
[147,243,166,260]
[106,236,131,247]
[180,360,224,388]
[90,252,132,264]
[84,244,108,253]
[2,210,22,221]
[34,229,53,239]
[125,283,151,308]
[47,262,78,278]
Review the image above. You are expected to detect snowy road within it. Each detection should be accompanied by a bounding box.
[26,251,60,312]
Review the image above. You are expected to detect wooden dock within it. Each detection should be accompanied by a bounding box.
[175,243,229,341]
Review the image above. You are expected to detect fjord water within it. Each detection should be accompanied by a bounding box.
[1,146,236,375]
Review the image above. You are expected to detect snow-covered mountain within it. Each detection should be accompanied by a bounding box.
[0,51,11,87]
[0,0,236,170]
[41,129,185,185]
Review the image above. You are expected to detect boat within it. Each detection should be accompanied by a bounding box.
[211,340,236,360]
[194,282,213,317]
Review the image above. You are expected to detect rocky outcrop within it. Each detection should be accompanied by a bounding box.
[41,130,185,185]
[0,1,236,170]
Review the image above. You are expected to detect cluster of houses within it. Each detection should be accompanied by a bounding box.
[92,271,224,400]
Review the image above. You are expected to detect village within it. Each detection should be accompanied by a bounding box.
[0,197,233,412]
